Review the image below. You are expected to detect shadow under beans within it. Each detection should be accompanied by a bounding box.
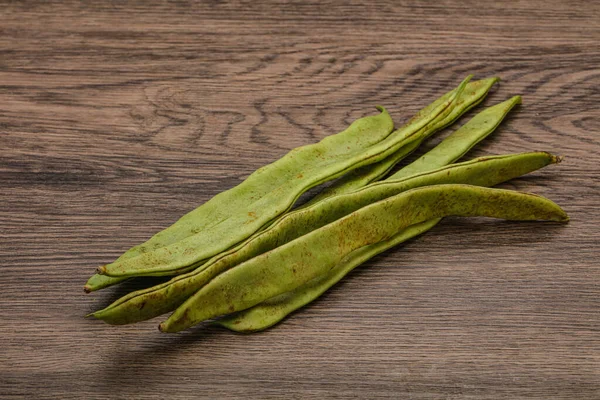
[95,323,228,394]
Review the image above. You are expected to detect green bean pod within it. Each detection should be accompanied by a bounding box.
[160,184,568,333]
[216,96,523,332]
[91,152,559,325]
[84,108,393,291]
[216,219,439,332]
[98,77,472,278]
[89,107,392,273]
[391,95,521,180]
[305,77,500,204]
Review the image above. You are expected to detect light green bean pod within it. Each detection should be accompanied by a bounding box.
[91,152,559,325]
[216,219,439,332]
[391,96,521,180]
[216,96,523,332]
[161,184,568,333]
[84,107,393,291]
[98,77,472,278]
[305,77,500,204]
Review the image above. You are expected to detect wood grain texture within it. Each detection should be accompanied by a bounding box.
[1,1,599,398]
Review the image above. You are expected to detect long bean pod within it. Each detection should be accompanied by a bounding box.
[216,220,439,332]
[83,107,393,291]
[98,77,472,278]
[161,184,568,333]
[391,95,521,180]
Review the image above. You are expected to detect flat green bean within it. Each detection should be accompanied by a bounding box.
[91,152,558,325]
[216,96,523,332]
[84,107,392,289]
[160,184,568,333]
[216,219,439,332]
[98,77,472,278]
[391,96,521,180]
[306,77,500,204]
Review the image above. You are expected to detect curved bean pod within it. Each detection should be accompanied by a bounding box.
[306,77,500,204]
[91,152,559,325]
[160,184,568,333]
[84,107,392,290]
[98,77,472,278]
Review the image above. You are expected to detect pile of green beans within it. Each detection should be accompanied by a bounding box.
[87,76,569,333]
[84,76,495,291]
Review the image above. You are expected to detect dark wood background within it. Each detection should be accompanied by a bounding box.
[1,1,598,398]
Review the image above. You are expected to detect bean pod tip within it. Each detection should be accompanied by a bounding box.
[481,76,501,87]
[536,151,563,165]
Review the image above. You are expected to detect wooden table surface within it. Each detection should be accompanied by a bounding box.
[1,1,599,398]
